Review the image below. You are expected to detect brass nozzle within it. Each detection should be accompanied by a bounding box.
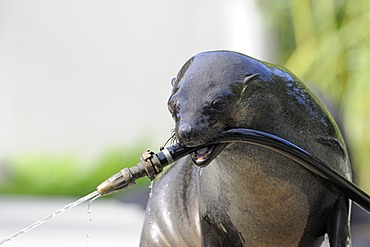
[96,150,164,196]
[96,146,183,196]
[96,170,128,196]
[96,166,144,196]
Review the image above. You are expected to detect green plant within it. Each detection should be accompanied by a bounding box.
[259,0,370,192]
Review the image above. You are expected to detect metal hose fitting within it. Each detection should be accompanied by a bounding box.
[96,143,197,196]
[96,150,159,196]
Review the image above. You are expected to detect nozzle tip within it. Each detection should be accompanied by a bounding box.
[96,172,128,196]
[96,180,115,196]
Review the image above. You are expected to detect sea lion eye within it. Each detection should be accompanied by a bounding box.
[211,98,227,112]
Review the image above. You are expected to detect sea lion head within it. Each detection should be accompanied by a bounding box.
[168,50,338,166]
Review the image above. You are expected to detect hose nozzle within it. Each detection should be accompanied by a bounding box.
[97,144,193,196]
[96,168,134,196]
[96,150,157,196]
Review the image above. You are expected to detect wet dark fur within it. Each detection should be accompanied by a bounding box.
[140,51,352,246]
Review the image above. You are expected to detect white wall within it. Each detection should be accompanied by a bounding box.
[0,0,275,158]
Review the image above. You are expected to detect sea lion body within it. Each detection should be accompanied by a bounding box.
[140,51,352,246]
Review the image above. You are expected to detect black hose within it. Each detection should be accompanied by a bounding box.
[98,127,370,212]
[207,128,370,213]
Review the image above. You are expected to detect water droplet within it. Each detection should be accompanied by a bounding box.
[148,180,154,198]
[146,180,154,216]
[87,203,92,215]
[198,167,203,176]
[148,221,153,227]
[87,193,97,222]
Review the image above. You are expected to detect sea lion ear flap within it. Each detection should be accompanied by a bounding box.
[243,73,260,84]
[241,73,260,95]
[171,77,177,86]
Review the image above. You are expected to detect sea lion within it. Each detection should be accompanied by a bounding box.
[140,51,352,246]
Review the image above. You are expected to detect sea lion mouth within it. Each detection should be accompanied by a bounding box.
[190,143,228,167]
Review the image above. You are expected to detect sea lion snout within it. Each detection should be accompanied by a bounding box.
[175,118,214,147]
[178,122,192,140]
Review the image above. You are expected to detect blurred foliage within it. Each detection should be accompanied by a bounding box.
[259,0,370,192]
[0,145,149,197]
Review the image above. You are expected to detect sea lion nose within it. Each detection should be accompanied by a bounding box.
[178,123,192,140]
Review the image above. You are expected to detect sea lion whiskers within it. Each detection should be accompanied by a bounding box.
[163,129,178,146]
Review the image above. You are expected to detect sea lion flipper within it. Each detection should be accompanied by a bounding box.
[327,196,351,246]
